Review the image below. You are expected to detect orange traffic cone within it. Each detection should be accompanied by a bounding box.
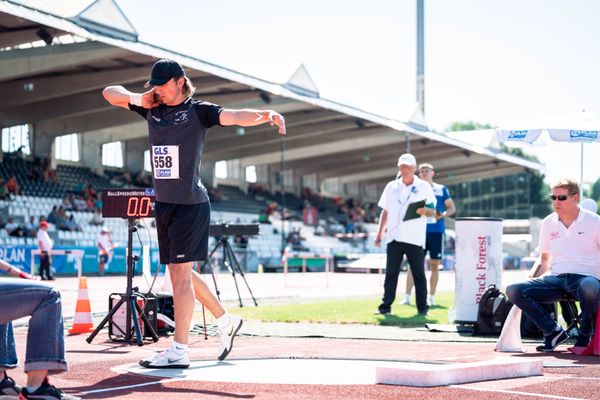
[68,277,94,334]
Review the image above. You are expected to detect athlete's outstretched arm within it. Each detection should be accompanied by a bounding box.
[220,109,286,135]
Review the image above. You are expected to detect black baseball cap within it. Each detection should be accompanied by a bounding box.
[146,59,186,86]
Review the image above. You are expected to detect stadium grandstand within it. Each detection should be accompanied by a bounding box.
[0,0,544,275]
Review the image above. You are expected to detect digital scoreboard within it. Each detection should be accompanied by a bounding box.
[102,188,155,218]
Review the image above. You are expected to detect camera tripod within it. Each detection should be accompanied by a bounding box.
[201,236,258,307]
[86,218,159,346]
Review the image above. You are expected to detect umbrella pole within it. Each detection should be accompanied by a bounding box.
[580,142,584,200]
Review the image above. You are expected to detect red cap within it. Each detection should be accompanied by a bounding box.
[39,221,49,228]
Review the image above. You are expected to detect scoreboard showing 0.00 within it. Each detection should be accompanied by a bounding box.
[102,188,156,219]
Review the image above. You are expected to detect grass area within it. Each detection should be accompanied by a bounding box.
[231,292,454,327]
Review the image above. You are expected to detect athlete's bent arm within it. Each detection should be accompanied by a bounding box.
[102,86,159,109]
[220,109,286,135]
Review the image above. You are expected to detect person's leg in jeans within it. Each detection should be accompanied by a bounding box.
[0,278,77,399]
[506,276,566,335]
[0,323,18,369]
[568,274,600,338]
[404,242,427,314]
[0,279,67,374]
[379,241,405,313]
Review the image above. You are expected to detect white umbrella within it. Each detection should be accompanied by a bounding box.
[495,110,600,197]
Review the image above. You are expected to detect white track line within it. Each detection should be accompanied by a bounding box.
[450,385,586,400]
[79,378,182,395]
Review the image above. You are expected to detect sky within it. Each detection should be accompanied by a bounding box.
[117,0,600,186]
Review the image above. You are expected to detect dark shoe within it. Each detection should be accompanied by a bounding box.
[418,309,428,315]
[574,335,590,348]
[19,377,80,399]
[536,328,569,352]
[0,372,21,397]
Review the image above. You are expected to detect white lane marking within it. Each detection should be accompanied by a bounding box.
[450,385,587,400]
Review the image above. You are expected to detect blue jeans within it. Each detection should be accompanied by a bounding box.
[0,278,67,373]
[506,274,600,337]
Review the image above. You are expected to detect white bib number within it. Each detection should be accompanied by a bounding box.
[152,145,180,179]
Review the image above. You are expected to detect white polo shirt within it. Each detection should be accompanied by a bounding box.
[539,209,600,279]
[36,229,53,252]
[378,175,436,247]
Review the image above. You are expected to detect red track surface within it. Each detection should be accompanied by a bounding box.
[6,329,600,399]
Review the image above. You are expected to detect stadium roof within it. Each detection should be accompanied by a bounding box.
[0,0,544,187]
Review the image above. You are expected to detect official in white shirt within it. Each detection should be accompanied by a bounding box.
[374,153,436,315]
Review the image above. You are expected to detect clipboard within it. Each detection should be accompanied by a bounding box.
[403,199,426,221]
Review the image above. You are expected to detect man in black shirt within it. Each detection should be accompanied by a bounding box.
[102,59,285,369]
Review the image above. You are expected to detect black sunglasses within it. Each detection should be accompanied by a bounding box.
[550,195,570,201]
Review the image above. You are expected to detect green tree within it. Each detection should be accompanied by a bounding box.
[591,177,600,200]
[500,144,551,218]
[447,120,493,131]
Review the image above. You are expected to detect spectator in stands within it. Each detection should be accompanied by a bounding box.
[110,171,132,188]
[403,163,456,307]
[73,180,86,197]
[23,216,37,238]
[314,223,326,236]
[5,218,23,237]
[266,202,278,218]
[36,221,54,280]
[5,176,20,196]
[234,234,248,249]
[208,187,224,203]
[374,153,436,316]
[134,169,152,187]
[46,206,58,225]
[60,196,73,211]
[102,58,285,369]
[97,227,115,276]
[0,178,6,200]
[43,166,58,183]
[89,208,104,226]
[0,272,80,399]
[258,210,270,224]
[506,178,600,352]
[73,196,87,211]
[63,215,82,232]
[286,228,307,251]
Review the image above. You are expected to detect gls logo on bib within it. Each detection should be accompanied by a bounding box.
[152,145,180,179]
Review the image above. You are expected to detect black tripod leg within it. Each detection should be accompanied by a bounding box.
[202,241,222,300]
[86,295,127,343]
[129,297,144,346]
[228,243,259,306]
[224,243,244,307]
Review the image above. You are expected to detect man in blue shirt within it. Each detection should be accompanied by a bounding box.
[403,163,455,306]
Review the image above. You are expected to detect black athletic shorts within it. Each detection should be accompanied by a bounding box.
[424,232,444,260]
[155,201,210,264]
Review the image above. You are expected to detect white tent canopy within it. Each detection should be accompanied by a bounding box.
[496,110,600,196]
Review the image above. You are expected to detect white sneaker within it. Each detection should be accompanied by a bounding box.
[218,315,243,361]
[139,347,190,369]
[400,295,411,305]
[427,296,436,306]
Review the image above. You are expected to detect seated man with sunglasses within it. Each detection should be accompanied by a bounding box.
[507,178,600,352]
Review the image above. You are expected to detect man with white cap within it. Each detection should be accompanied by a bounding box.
[374,153,437,315]
[97,226,116,276]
